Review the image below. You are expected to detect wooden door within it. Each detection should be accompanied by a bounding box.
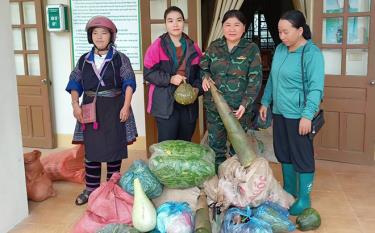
[10,0,54,148]
[141,0,200,154]
[313,0,375,164]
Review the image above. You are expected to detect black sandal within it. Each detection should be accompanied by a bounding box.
[75,189,91,206]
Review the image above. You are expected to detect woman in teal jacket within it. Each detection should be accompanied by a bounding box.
[259,10,324,215]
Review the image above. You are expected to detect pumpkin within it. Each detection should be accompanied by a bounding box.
[174,81,197,105]
[296,208,321,231]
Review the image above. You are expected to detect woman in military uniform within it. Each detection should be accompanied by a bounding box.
[201,10,262,172]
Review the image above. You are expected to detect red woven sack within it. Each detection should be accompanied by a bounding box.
[41,145,85,183]
[71,173,134,233]
[24,150,56,202]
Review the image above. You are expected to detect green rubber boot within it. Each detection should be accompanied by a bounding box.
[281,163,298,197]
[289,172,314,216]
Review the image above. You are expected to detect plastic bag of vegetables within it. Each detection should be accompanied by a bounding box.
[220,207,272,233]
[253,201,296,233]
[153,202,194,233]
[149,140,215,189]
[217,156,294,209]
[119,160,163,199]
[96,224,139,233]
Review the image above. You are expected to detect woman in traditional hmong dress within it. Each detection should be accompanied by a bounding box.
[66,16,137,205]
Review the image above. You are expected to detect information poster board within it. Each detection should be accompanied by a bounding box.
[70,0,141,70]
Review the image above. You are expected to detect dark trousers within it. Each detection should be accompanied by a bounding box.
[156,106,196,142]
[85,159,122,192]
[273,114,315,173]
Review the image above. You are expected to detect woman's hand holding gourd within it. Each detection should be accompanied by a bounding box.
[170,74,186,86]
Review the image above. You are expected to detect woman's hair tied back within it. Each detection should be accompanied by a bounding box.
[281,10,311,40]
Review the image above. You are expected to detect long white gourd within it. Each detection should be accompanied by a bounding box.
[132,178,157,232]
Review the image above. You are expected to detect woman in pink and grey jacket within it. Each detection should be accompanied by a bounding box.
[144,6,203,142]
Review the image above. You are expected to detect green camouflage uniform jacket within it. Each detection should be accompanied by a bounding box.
[200,37,262,112]
[200,37,262,169]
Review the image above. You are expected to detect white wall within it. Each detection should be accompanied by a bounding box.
[46,0,145,139]
[0,1,29,232]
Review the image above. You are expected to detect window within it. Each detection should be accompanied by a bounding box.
[245,11,275,49]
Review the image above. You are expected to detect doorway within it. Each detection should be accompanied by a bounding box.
[313,0,375,164]
[10,0,55,148]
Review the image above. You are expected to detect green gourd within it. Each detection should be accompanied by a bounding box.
[132,178,157,232]
[296,208,321,231]
[174,81,197,105]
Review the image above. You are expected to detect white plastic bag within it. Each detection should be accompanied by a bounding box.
[217,157,294,209]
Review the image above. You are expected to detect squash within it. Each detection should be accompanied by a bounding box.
[132,178,157,232]
[209,82,257,167]
[174,81,198,105]
[296,208,321,231]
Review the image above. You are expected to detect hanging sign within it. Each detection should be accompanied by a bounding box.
[46,4,69,31]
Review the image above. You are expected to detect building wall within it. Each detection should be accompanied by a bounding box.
[46,0,145,147]
[0,1,29,232]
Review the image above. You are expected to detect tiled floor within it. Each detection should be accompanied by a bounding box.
[9,148,375,233]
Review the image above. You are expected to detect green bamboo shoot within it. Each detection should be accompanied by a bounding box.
[194,191,212,233]
[209,83,257,167]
